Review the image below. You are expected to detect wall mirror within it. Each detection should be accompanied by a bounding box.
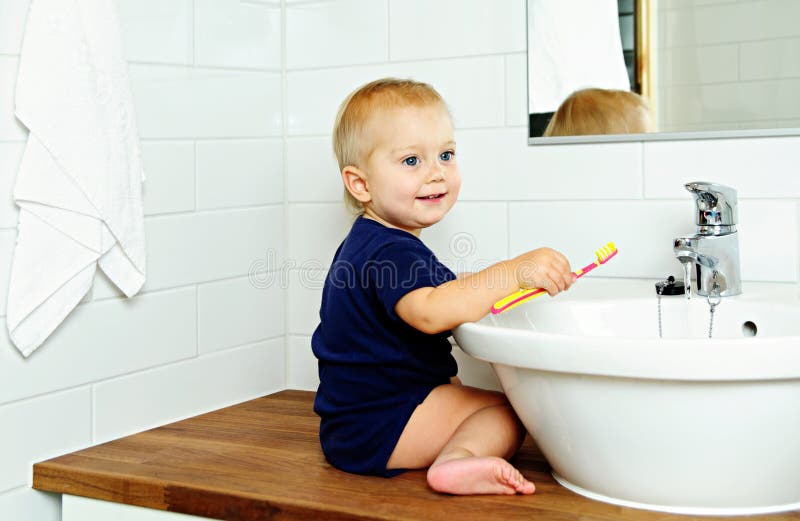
[527,0,800,144]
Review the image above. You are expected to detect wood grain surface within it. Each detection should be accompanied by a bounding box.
[33,390,800,521]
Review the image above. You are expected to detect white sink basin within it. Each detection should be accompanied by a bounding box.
[453,279,800,515]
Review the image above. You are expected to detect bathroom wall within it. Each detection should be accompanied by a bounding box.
[284,0,800,391]
[1,1,799,520]
[656,0,800,131]
[0,1,286,519]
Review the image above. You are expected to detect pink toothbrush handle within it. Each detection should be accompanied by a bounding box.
[574,260,599,279]
[490,261,599,315]
[490,244,618,315]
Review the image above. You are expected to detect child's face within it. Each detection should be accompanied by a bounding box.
[359,104,460,235]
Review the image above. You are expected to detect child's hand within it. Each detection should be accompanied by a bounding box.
[396,247,573,333]
[512,248,573,296]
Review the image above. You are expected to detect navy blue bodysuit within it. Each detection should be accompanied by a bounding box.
[312,216,457,477]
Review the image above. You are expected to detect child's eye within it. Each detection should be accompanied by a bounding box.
[403,156,419,166]
[440,150,454,161]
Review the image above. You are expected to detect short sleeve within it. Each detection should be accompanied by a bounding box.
[368,238,456,320]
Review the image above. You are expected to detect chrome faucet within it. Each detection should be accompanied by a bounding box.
[673,182,742,297]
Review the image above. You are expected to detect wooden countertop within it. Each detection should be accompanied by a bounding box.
[34,390,800,521]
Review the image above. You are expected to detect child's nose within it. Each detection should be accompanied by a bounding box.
[428,162,445,182]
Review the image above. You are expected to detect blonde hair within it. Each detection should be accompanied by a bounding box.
[544,88,652,137]
[332,78,450,214]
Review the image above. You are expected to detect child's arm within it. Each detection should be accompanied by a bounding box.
[395,248,573,334]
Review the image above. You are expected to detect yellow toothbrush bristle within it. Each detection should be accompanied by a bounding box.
[595,242,617,262]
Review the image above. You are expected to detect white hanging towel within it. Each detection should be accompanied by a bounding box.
[528,0,631,113]
[7,0,146,357]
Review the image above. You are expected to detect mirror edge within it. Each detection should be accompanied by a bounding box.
[525,0,800,146]
[529,127,800,146]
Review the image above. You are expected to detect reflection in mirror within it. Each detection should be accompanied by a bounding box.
[527,0,800,143]
[543,88,652,137]
[528,0,634,137]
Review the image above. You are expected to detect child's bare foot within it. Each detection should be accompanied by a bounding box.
[426,456,535,495]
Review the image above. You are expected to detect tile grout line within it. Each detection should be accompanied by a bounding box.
[281,0,291,390]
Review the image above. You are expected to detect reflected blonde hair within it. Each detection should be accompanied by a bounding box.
[332,78,450,214]
[544,88,652,137]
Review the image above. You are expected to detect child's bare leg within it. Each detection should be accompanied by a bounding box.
[426,404,534,495]
[386,384,533,495]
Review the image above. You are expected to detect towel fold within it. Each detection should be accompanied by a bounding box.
[7,0,146,357]
[528,0,631,113]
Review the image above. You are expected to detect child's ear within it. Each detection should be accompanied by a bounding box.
[342,166,371,204]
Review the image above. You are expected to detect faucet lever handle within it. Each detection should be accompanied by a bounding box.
[685,181,738,227]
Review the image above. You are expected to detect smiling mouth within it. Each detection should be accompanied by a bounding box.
[417,193,446,201]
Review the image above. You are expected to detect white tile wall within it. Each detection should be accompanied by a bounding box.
[0,288,198,404]
[423,202,509,273]
[0,143,22,228]
[93,339,285,443]
[657,0,800,129]
[740,79,800,121]
[658,44,739,87]
[286,56,506,135]
[117,0,193,65]
[196,139,284,209]
[738,200,799,282]
[659,3,737,48]
[91,207,284,299]
[738,0,800,41]
[0,388,91,491]
[197,276,284,354]
[0,488,60,521]
[509,200,693,279]
[287,270,323,336]
[0,2,287,519]
[135,206,284,293]
[286,0,388,69]
[129,65,282,139]
[0,0,29,55]
[287,203,354,269]
[286,137,340,202]
[0,57,26,140]
[195,0,282,70]
[3,1,800,520]
[286,66,390,136]
[451,345,501,391]
[455,128,643,201]
[655,85,712,128]
[0,230,13,317]
[140,141,196,216]
[505,53,528,127]
[644,137,800,198]
[287,335,318,391]
[741,38,800,81]
[388,0,525,60]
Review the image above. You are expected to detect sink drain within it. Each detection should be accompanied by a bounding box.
[742,321,757,337]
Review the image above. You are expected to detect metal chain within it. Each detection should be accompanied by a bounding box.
[706,271,721,338]
[656,277,668,339]
[657,293,663,338]
[708,303,716,338]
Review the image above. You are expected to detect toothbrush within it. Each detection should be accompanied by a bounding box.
[490,242,618,315]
